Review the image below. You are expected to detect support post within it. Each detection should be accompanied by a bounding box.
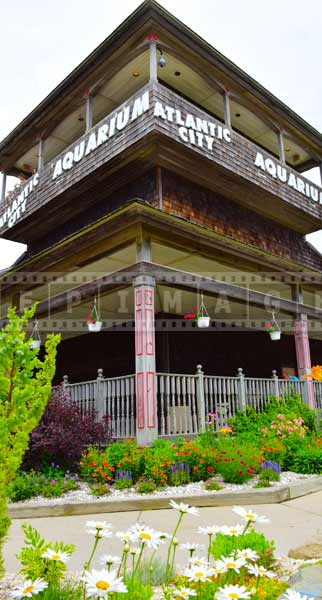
[196,364,205,433]
[133,274,157,445]
[237,367,246,414]
[62,374,69,394]
[149,37,158,83]
[320,161,322,187]
[0,172,7,203]
[224,88,232,129]
[272,369,279,398]
[278,128,286,164]
[37,136,45,172]
[96,368,106,421]
[85,94,93,131]
[294,315,315,408]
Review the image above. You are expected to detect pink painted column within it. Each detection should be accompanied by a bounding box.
[294,315,315,408]
[133,275,158,445]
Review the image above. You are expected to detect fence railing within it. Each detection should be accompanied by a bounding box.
[60,366,314,439]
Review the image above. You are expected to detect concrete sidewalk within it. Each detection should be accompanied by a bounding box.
[4,491,322,573]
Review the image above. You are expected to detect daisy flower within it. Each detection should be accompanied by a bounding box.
[86,521,113,538]
[130,524,164,549]
[216,584,252,600]
[247,563,275,579]
[42,548,70,563]
[189,555,209,567]
[198,525,224,536]
[82,568,127,598]
[116,530,137,543]
[9,578,48,598]
[184,564,215,582]
[215,556,246,573]
[173,587,197,598]
[282,592,309,600]
[180,542,204,553]
[99,554,121,567]
[169,500,199,516]
[221,524,244,537]
[237,548,259,562]
[232,507,270,524]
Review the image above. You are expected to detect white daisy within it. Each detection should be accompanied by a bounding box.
[198,525,224,536]
[82,568,127,598]
[42,548,70,563]
[180,542,204,552]
[173,587,197,598]
[221,524,244,537]
[282,592,309,600]
[116,530,137,543]
[216,556,246,573]
[86,521,113,538]
[183,564,215,582]
[9,578,48,598]
[189,555,209,567]
[99,554,121,567]
[169,500,199,516]
[129,524,165,549]
[247,563,275,579]
[237,548,259,562]
[216,584,252,600]
[232,507,270,524]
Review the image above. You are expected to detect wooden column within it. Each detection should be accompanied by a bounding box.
[278,128,286,164]
[224,87,232,129]
[37,135,45,171]
[0,172,6,203]
[86,94,93,131]
[148,35,158,83]
[294,315,314,408]
[133,274,158,445]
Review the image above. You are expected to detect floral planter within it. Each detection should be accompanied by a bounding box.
[197,316,210,328]
[30,340,41,349]
[269,331,281,341]
[87,321,102,333]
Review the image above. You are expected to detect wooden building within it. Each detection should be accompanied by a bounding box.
[1,1,322,442]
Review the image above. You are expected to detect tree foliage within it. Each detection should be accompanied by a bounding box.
[0,305,60,576]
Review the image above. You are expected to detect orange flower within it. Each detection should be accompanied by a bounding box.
[302,365,322,381]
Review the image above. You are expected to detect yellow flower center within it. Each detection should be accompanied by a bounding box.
[245,514,255,520]
[229,594,239,599]
[194,572,204,579]
[96,581,110,590]
[23,586,34,595]
[52,554,61,560]
[139,533,152,540]
[230,530,238,534]
[227,562,236,569]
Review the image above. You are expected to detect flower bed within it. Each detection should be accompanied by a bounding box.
[5,501,311,599]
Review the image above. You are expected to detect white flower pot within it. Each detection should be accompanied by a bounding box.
[269,331,281,341]
[30,340,41,349]
[197,316,210,328]
[87,321,102,333]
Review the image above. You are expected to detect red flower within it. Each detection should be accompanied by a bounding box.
[86,316,94,323]
[184,313,196,320]
[207,466,214,473]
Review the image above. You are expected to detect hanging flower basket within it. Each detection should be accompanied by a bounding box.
[265,313,281,341]
[183,293,210,328]
[30,321,41,349]
[86,299,102,333]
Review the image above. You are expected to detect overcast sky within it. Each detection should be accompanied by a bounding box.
[1,0,322,268]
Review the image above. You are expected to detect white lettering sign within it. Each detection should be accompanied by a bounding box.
[254,151,322,204]
[0,173,39,229]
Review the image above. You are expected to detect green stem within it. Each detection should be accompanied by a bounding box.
[242,520,252,535]
[207,533,213,563]
[133,543,145,577]
[84,535,100,571]
[165,512,184,582]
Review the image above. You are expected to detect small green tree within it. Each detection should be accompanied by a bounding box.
[0,305,60,576]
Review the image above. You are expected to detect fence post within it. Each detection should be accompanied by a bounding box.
[237,368,246,414]
[62,374,69,393]
[272,370,279,398]
[196,364,206,433]
[96,368,106,421]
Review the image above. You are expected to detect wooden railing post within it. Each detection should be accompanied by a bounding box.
[196,364,206,433]
[272,370,279,398]
[62,374,69,392]
[237,368,246,414]
[96,368,106,421]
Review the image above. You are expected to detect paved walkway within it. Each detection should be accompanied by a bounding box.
[4,491,322,573]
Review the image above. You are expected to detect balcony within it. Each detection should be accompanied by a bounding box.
[1,81,322,242]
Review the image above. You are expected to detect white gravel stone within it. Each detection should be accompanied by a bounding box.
[9,472,318,507]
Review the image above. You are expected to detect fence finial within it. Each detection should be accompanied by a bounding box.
[237,367,244,376]
[97,368,104,379]
[63,374,69,385]
[196,364,203,374]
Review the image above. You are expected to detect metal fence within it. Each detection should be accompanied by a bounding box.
[60,366,313,439]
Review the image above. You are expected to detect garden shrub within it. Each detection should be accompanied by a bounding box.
[8,469,79,502]
[214,439,262,484]
[0,306,60,576]
[135,479,157,494]
[211,529,276,568]
[23,384,111,470]
[286,444,322,474]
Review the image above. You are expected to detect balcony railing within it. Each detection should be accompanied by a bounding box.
[58,366,320,439]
